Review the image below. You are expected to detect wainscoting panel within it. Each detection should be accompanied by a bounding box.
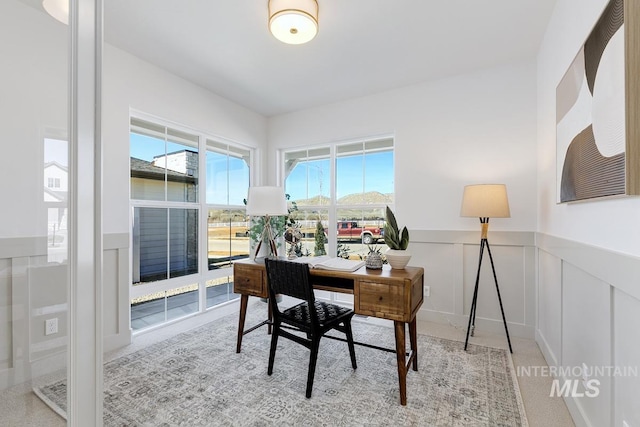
[411,230,536,339]
[537,233,640,427]
[462,244,526,325]
[103,233,131,352]
[562,262,611,427]
[613,288,640,427]
[536,250,562,367]
[0,233,130,391]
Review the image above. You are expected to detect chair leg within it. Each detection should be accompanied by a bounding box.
[305,338,321,398]
[268,324,279,376]
[344,320,357,369]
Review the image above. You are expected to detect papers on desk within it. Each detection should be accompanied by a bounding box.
[288,255,366,272]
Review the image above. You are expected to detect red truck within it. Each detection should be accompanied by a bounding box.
[332,221,384,244]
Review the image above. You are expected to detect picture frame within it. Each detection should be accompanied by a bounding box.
[556,0,640,203]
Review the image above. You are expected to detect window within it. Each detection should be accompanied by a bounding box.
[284,147,330,256]
[44,137,68,263]
[284,138,394,260]
[130,118,199,285]
[129,116,252,331]
[47,177,60,188]
[205,140,250,308]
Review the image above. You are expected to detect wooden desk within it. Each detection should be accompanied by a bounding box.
[233,259,424,405]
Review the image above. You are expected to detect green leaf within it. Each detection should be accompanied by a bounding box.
[400,227,410,250]
[385,206,398,234]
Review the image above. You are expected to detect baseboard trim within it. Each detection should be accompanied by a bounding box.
[417,309,534,339]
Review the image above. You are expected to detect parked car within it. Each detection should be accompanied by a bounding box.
[328,221,384,244]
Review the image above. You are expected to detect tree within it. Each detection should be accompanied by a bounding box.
[314,221,326,256]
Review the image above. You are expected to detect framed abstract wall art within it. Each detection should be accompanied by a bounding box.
[556,0,640,203]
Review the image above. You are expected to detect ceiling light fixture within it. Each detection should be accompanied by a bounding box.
[268,0,318,45]
[42,0,69,25]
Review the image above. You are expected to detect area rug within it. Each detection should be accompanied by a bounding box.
[35,306,527,426]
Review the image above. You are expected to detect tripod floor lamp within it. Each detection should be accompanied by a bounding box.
[460,184,513,353]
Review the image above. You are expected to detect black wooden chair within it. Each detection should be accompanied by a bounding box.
[264,258,357,398]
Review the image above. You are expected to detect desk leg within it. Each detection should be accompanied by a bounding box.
[394,321,408,406]
[236,294,249,353]
[409,317,418,371]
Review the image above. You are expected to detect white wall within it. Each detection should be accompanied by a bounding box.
[268,61,539,338]
[268,60,538,232]
[0,0,67,240]
[102,44,268,235]
[536,1,640,426]
[537,0,640,256]
[0,0,69,391]
[1,0,270,390]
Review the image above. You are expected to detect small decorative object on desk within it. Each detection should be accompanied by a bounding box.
[383,206,411,269]
[365,245,383,270]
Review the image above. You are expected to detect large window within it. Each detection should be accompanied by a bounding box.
[130,117,251,330]
[205,140,250,308]
[284,138,394,260]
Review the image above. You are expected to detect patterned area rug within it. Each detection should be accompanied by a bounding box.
[35,307,527,426]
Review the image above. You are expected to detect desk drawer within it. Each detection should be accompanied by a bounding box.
[233,264,266,297]
[355,280,406,321]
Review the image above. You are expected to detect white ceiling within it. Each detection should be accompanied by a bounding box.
[28,0,560,117]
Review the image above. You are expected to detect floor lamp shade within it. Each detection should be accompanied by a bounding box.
[460,184,510,218]
[246,186,288,216]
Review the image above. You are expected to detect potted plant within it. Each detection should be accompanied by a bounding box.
[364,245,384,270]
[383,206,411,269]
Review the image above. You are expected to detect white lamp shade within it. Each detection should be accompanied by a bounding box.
[246,186,288,216]
[460,184,511,218]
[268,0,318,45]
[43,0,69,25]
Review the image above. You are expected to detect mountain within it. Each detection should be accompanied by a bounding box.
[292,191,393,206]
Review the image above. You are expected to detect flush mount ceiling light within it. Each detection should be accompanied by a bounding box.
[268,0,319,45]
[42,0,69,25]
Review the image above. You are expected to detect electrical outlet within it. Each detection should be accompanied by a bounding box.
[424,286,430,297]
[45,318,58,336]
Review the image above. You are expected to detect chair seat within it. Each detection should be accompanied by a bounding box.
[282,301,353,328]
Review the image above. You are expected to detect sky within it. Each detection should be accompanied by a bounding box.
[285,151,394,201]
[131,133,395,203]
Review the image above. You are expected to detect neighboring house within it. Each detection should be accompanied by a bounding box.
[44,162,68,261]
[130,151,198,283]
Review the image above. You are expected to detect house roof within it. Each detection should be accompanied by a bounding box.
[130,157,196,184]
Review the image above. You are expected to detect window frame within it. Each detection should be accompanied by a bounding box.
[129,111,254,326]
[278,134,395,259]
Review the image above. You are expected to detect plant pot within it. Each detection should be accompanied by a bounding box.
[366,252,383,269]
[385,248,411,269]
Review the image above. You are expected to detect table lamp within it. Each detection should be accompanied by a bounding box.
[246,186,288,260]
[460,184,513,353]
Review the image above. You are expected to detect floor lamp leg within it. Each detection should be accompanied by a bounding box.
[485,241,513,353]
[464,240,485,351]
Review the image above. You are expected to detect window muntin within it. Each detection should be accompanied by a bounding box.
[206,140,250,206]
[284,138,394,260]
[284,147,330,206]
[336,139,394,205]
[130,116,252,330]
[130,119,199,203]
